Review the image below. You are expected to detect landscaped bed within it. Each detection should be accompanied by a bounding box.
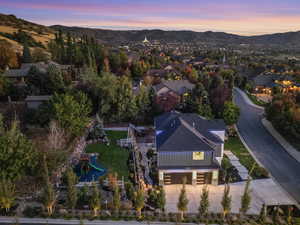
[85,130,129,180]
[225,136,269,179]
[246,92,267,107]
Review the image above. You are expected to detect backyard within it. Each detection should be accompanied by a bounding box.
[85,130,130,180]
[225,136,269,179]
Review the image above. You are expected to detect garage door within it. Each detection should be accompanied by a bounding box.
[164,173,192,185]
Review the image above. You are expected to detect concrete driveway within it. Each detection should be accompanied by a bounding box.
[233,88,300,203]
[164,179,296,215]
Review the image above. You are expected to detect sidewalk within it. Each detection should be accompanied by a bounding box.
[261,118,300,163]
[224,150,249,180]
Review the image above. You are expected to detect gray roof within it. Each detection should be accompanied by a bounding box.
[155,112,225,153]
[153,80,195,95]
[253,74,295,87]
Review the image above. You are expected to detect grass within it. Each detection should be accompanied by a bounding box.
[246,92,267,107]
[85,130,129,180]
[225,136,269,179]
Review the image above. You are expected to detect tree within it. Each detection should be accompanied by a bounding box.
[0,178,16,212]
[42,156,56,216]
[0,120,38,180]
[0,40,18,70]
[112,186,121,212]
[50,92,91,136]
[157,186,166,212]
[66,169,78,212]
[240,178,251,216]
[22,43,32,63]
[134,188,145,218]
[198,185,209,218]
[89,183,101,216]
[47,64,65,93]
[221,184,232,218]
[0,73,11,97]
[47,120,66,151]
[32,48,49,62]
[177,183,189,221]
[125,182,135,202]
[223,101,240,126]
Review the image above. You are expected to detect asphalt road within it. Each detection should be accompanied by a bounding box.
[0,217,209,225]
[233,89,300,204]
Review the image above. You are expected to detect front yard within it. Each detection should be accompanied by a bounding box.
[225,136,269,179]
[85,130,130,180]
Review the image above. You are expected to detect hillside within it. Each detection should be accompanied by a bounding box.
[51,25,300,48]
[0,14,55,52]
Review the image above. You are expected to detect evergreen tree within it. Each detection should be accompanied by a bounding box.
[157,186,166,212]
[198,185,209,218]
[125,182,135,202]
[177,182,189,221]
[0,178,16,213]
[223,101,240,126]
[221,184,232,219]
[240,178,251,216]
[89,183,101,216]
[66,169,78,212]
[112,186,121,212]
[134,188,145,218]
[42,156,56,216]
[22,43,32,63]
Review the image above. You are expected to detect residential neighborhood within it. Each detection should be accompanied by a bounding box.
[0,6,300,225]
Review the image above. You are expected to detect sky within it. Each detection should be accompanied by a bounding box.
[1,0,300,36]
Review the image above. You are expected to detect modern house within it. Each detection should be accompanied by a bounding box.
[155,112,226,186]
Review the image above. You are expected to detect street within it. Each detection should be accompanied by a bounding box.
[233,88,300,204]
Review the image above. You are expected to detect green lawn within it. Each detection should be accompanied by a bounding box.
[225,136,269,179]
[85,130,129,180]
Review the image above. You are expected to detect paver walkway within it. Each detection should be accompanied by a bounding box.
[224,150,249,180]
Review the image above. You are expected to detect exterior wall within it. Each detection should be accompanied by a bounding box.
[158,151,213,168]
[159,168,219,186]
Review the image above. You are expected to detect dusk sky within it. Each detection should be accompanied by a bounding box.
[1,0,300,36]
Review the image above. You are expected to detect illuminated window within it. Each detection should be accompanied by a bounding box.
[193,152,204,160]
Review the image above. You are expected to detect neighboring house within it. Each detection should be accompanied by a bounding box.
[4,61,72,84]
[155,112,226,186]
[253,74,300,94]
[25,95,51,109]
[153,80,195,111]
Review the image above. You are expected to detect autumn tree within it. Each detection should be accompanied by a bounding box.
[0,40,18,70]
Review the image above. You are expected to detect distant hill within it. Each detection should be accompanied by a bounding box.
[0,13,55,52]
[51,25,300,47]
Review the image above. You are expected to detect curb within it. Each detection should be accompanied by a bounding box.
[233,87,265,111]
[261,118,300,164]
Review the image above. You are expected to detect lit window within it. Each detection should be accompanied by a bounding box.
[193,152,204,160]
